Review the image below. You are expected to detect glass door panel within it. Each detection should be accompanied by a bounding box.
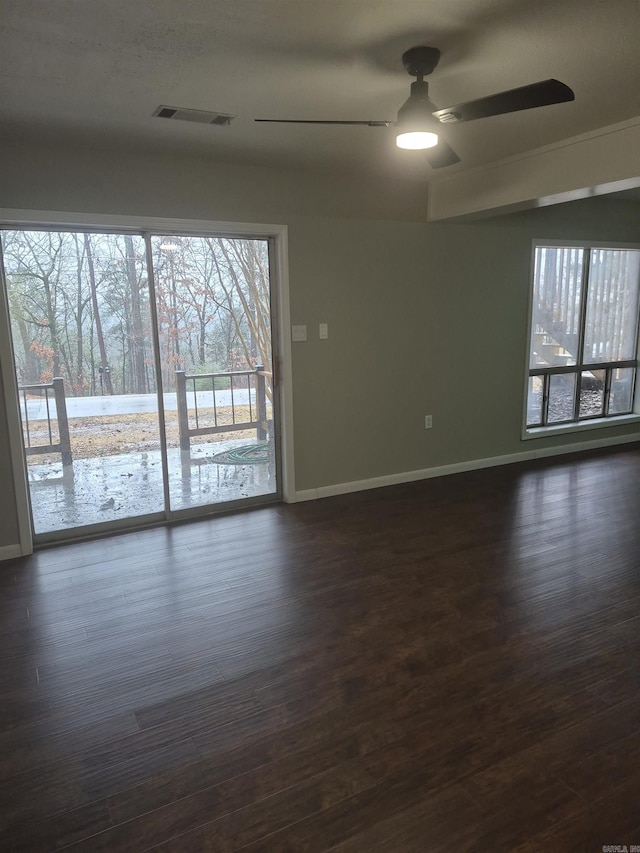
[1,229,164,537]
[149,234,277,512]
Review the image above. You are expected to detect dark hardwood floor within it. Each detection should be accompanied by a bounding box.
[1,444,639,852]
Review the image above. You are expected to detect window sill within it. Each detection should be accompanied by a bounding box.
[523,413,640,440]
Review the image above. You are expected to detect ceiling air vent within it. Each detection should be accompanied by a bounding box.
[153,105,235,126]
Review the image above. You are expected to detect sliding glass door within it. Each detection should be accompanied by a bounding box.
[149,233,276,513]
[0,225,280,542]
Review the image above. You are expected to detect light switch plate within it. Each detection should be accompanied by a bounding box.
[319,323,328,339]
[291,324,307,342]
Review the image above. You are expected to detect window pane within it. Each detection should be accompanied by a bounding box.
[150,235,277,513]
[526,376,544,426]
[578,369,605,419]
[547,373,576,423]
[0,230,164,535]
[530,246,584,369]
[583,249,640,364]
[608,367,636,415]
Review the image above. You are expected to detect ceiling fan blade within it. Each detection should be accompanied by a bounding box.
[433,79,574,124]
[255,119,392,126]
[426,141,461,169]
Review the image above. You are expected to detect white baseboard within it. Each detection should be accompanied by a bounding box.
[0,544,23,562]
[294,433,640,503]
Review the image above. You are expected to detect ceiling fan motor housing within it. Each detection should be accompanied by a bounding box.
[397,80,436,126]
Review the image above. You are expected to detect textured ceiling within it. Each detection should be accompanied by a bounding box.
[2,0,640,180]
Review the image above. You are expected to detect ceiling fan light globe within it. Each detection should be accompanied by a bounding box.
[396,130,439,150]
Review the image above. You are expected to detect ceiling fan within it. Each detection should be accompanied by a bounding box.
[255,46,575,169]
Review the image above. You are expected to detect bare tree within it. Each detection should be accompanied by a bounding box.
[123,235,148,393]
[209,238,272,393]
[84,234,113,394]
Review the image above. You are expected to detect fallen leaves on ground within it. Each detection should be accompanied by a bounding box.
[24,408,257,464]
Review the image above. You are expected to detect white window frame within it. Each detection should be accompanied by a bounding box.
[522,239,640,440]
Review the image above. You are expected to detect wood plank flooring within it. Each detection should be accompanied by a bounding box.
[0,444,639,852]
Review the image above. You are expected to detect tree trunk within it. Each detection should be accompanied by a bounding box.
[84,234,113,394]
[11,309,39,384]
[73,235,85,394]
[41,273,62,379]
[124,235,147,393]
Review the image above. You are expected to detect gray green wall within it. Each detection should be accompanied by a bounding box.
[0,138,638,551]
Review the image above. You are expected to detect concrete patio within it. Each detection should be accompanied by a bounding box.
[27,437,275,535]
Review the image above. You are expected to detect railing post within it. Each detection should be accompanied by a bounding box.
[52,377,73,467]
[255,367,267,441]
[175,370,191,452]
[20,386,32,449]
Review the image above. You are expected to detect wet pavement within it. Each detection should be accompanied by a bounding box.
[27,438,275,535]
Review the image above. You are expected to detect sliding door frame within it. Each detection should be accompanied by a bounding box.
[0,238,34,556]
[0,209,295,553]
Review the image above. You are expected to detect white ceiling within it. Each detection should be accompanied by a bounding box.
[2,0,640,181]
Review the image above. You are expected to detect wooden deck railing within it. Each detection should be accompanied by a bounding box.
[175,367,269,453]
[19,377,73,466]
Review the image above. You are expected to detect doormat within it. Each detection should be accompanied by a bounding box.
[211,443,269,465]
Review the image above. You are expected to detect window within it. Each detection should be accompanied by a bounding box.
[526,243,640,431]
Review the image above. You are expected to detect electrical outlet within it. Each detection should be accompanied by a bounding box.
[424,415,433,429]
